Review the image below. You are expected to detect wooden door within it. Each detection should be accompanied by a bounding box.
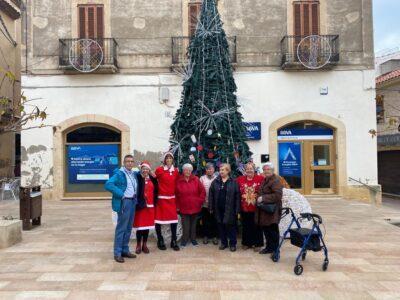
[78,5,104,39]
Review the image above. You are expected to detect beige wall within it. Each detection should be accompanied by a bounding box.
[0,6,21,178]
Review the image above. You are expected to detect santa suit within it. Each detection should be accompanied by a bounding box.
[154,165,179,224]
[133,177,155,230]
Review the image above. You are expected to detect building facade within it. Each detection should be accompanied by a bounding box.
[0,0,21,179]
[21,0,378,202]
[376,56,400,196]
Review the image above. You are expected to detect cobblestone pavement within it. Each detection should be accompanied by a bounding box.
[0,197,400,299]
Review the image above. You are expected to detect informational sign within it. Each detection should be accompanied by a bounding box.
[278,142,302,177]
[244,122,261,140]
[278,128,333,141]
[67,144,119,184]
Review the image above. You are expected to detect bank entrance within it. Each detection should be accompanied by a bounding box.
[277,121,336,195]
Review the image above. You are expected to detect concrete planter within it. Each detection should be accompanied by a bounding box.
[0,220,22,249]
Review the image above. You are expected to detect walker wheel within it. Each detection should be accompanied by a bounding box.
[271,253,279,263]
[294,264,303,275]
[322,260,329,271]
[301,252,307,261]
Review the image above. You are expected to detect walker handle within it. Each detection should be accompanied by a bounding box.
[300,213,322,224]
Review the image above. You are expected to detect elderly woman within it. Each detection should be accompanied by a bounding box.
[200,163,218,245]
[209,163,241,252]
[262,163,290,189]
[176,163,206,247]
[236,162,264,250]
[256,162,283,255]
[133,161,158,254]
[154,152,180,251]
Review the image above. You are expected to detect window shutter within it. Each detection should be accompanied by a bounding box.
[303,4,310,36]
[78,6,86,38]
[294,3,302,37]
[97,6,104,39]
[311,3,319,35]
[87,7,95,38]
[189,2,202,36]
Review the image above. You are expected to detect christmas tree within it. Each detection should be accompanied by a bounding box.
[170,0,251,175]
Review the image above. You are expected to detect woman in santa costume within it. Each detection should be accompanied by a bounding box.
[153,152,180,251]
[133,161,158,254]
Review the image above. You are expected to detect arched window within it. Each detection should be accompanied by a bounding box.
[65,125,121,195]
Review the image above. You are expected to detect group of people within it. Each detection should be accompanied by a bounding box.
[105,152,285,263]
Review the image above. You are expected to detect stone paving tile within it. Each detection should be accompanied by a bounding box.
[0,197,399,299]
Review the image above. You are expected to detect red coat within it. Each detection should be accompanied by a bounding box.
[236,175,264,212]
[155,165,179,197]
[176,175,206,215]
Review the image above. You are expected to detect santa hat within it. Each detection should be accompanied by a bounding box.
[162,151,174,163]
[140,161,151,170]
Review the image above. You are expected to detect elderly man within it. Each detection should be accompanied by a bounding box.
[105,154,143,263]
[256,162,283,255]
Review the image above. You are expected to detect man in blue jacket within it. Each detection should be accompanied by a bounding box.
[105,154,142,263]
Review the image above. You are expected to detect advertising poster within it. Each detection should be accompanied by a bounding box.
[278,142,302,179]
[67,144,119,184]
[243,122,262,140]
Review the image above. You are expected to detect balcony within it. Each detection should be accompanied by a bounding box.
[171,36,237,69]
[281,35,339,70]
[59,38,118,74]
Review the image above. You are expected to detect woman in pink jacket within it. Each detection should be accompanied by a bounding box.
[175,163,206,247]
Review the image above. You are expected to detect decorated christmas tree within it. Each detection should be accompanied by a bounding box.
[170,0,251,175]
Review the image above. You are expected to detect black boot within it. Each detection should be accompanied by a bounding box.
[157,237,167,251]
[171,239,180,251]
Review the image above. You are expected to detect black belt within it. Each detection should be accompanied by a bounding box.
[124,196,136,200]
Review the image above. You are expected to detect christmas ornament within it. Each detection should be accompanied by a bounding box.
[207,129,213,135]
[190,146,196,152]
[190,135,197,143]
[189,154,196,162]
[202,160,207,167]
[207,152,215,159]
[197,145,204,151]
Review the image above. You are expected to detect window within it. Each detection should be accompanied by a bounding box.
[293,1,320,36]
[188,1,202,37]
[376,95,385,123]
[78,4,104,39]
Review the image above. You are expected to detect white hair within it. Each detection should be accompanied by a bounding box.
[182,163,193,171]
[262,162,274,170]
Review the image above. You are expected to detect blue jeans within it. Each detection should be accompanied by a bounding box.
[218,223,237,247]
[114,198,136,256]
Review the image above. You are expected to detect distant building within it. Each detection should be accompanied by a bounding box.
[376,55,400,195]
[21,0,378,203]
[0,0,21,178]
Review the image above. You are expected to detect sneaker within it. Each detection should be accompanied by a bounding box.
[191,240,199,246]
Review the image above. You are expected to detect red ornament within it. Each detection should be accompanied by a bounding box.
[197,145,204,151]
[207,152,215,159]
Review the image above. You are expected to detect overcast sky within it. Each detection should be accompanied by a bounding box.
[373,0,400,53]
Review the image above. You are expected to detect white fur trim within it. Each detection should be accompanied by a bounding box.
[158,195,175,199]
[133,225,155,230]
[155,220,178,224]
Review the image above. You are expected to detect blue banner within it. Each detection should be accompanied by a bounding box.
[67,144,120,184]
[244,122,261,140]
[278,128,333,140]
[278,142,302,177]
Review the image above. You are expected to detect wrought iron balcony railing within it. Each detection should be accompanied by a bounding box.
[59,38,118,73]
[171,36,237,67]
[281,35,339,70]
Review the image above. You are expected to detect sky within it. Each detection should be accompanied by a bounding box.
[373,0,400,54]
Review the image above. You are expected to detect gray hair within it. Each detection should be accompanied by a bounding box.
[262,162,274,170]
[205,162,215,170]
[182,163,193,171]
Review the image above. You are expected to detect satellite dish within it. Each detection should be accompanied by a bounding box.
[69,39,104,73]
[297,35,332,69]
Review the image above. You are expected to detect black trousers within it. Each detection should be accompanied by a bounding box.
[262,223,280,251]
[241,212,264,247]
[218,223,237,247]
[181,213,198,243]
[136,229,149,243]
[155,223,177,242]
[201,207,218,239]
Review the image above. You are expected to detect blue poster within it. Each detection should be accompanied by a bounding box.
[278,142,302,177]
[244,122,261,140]
[67,144,120,184]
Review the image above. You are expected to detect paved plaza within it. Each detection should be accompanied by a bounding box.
[0,197,400,299]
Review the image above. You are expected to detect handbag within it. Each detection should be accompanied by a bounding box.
[257,201,277,214]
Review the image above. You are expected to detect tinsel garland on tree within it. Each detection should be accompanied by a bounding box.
[170,0,251,175]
